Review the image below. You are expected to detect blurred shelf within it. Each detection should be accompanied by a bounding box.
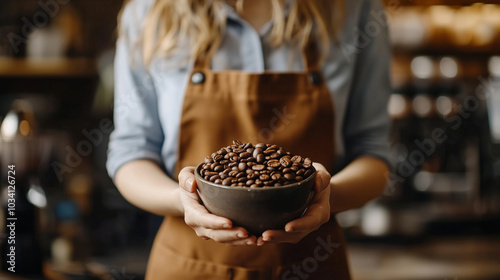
[393,46,500,57]
[0,57,97,77]
[389,0,500,6]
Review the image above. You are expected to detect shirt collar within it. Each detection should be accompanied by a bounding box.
[222,0,295,36]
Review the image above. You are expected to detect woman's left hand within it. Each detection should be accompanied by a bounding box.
[256,163,332,245]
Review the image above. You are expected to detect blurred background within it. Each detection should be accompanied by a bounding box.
[0,0,499,279]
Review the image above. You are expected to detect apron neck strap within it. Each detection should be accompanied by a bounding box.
[192,39,321,71]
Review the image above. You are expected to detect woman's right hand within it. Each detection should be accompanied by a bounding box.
[178,167,257,246]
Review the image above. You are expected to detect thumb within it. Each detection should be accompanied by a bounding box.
[312,163,331,193]
[178,166,197,193]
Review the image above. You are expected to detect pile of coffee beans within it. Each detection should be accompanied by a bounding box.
[199,140,314,188]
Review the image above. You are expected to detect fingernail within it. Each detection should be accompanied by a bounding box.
[223,223,231,229]
[263,236,270,242]
[285,226,293,232]
[186,178,194,188]
[317,173,323,187]
[246,241,253,245]
[238,232,248,238]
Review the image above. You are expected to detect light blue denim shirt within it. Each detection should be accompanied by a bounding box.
[107,0,392,179]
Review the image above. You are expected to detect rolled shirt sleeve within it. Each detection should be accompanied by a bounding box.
[342,0,392,167]
[106,0,164,180]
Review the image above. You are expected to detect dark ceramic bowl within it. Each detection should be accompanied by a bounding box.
[194,163,316,236]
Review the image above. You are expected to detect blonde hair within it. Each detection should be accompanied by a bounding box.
[120,0,344,66]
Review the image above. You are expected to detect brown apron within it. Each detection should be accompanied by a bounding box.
[146,43,351,280]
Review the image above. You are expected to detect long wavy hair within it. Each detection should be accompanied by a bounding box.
[119,0,344,66]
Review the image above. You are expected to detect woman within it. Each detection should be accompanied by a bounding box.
[107,0,391,279]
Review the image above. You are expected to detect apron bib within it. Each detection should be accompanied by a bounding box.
[146,42,351,280]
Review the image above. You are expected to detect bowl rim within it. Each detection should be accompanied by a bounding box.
[194,162,316,191]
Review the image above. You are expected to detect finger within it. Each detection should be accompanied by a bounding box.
[199,227,249,243]
[223,236,257,246]
[285,203,329,232]
[183,201,233,229]
[260,230,303,244]
[178,166,196,193]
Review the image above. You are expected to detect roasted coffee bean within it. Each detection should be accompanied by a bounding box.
[252,164,266,171]
[271,173,282,180]
[256,154,265,163]
[214,154,223,161]
[263,149,276,155]
[210,175,220,181]
[240,152,251,159]
[267,159,281,168]
[304,169,313,177]
[238,177,247,183]
[303,158,312,168]
[238,162,247,171]
[255,143,267,149]
[233,148,245,154]
[260,174,270,181]
[201,140,314,188]
[270,152,280,159]
[214,165,224,172]
[279,156,291,166]
[291,155,302,163]
[205,171,218,176]
[263,181,273,186]
[253,148,263,158]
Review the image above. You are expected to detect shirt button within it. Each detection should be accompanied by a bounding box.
[310,72,322,85]
[191,72,206,84]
